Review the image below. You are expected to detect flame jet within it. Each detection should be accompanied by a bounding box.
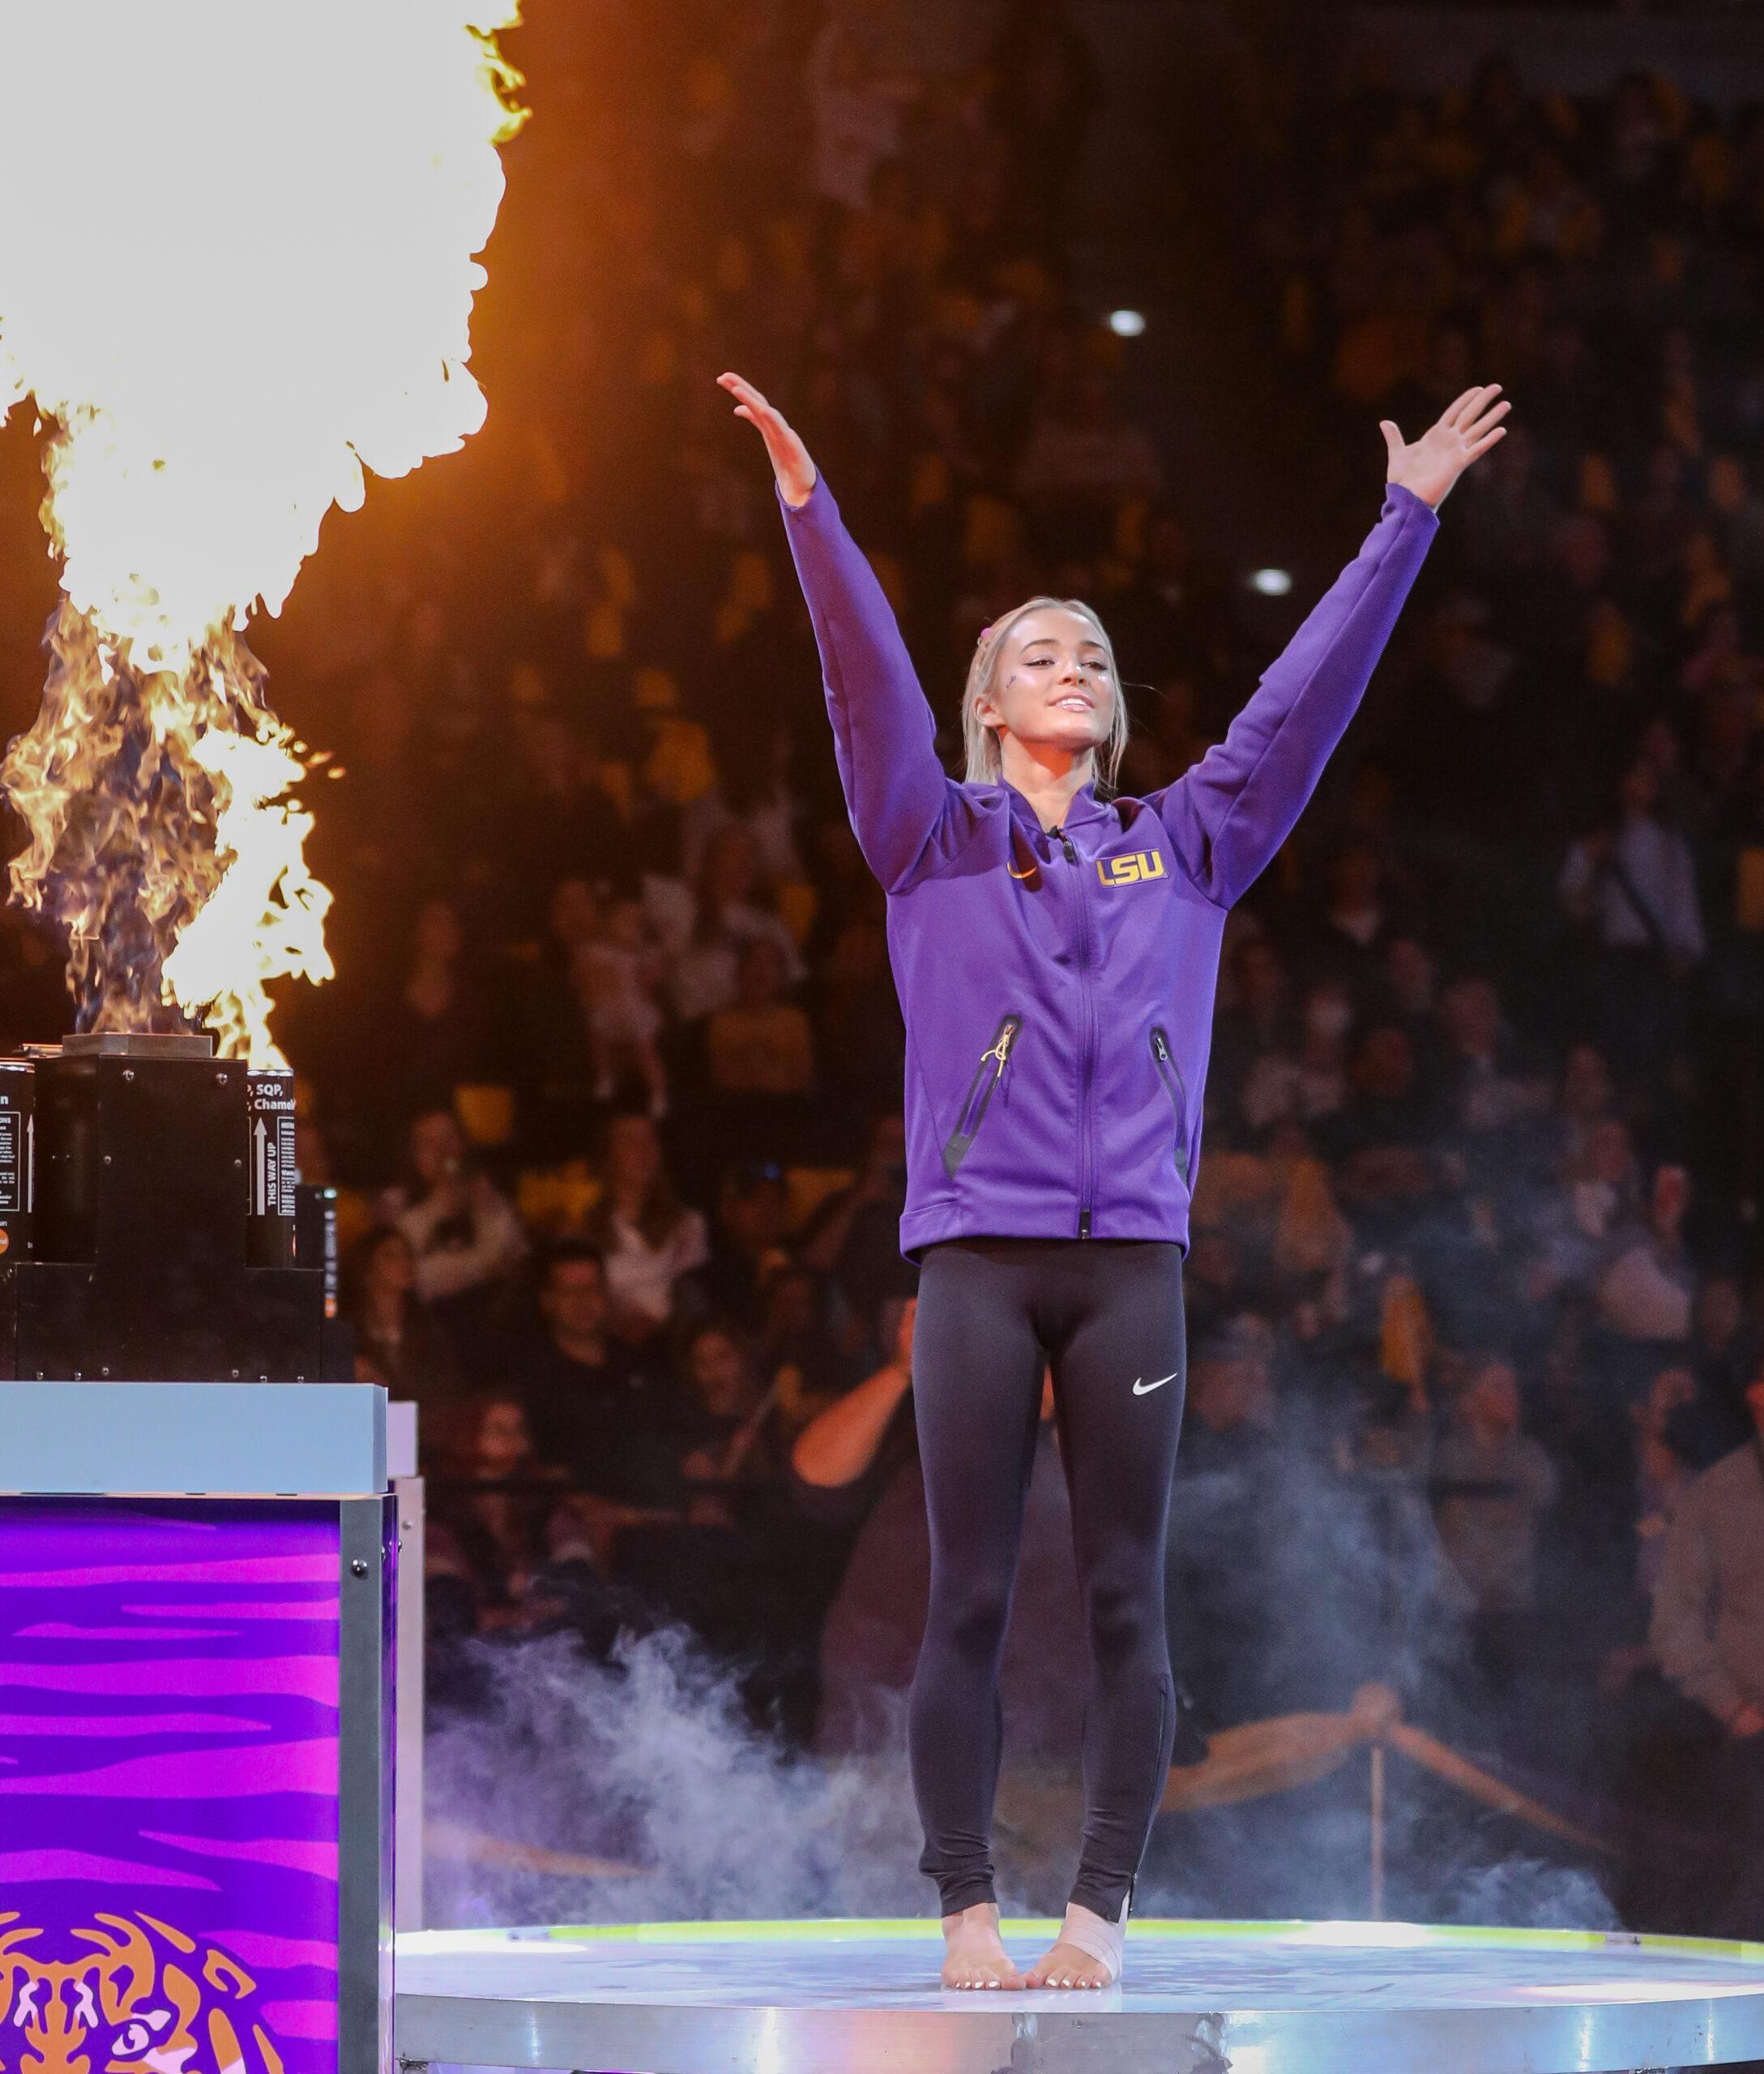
[0,3,525,1066]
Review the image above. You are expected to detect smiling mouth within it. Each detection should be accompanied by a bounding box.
[1053,694,1094,712]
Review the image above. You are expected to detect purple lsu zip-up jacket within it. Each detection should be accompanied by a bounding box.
[779,473,1440,1262]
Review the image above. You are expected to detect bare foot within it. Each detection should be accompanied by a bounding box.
[1026,1903,1123,1989]
[940,1902,1024,1991]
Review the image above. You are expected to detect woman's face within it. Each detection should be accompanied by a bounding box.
[411,1112,464,1188]
[1563,1043,1610,1119]
[1652,1163,1689,1230]
[609,1114,660,1191]
[369,1232,415,1298]
[1640,1366,1695,1435]
[1302,982,1354,1046]
[976,607,1115,765]
[1386,936,1433,1005]
[690,1332,750,1418]
[1466,1363,1519,1431]
[474,1398,531,1470]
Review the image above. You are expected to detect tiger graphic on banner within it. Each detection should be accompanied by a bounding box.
[0,1912,284,2074]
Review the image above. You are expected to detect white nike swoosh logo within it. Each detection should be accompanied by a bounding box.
[1132,1370,1180,1396]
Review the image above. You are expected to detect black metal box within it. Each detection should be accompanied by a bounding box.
[0,1032,335,1382]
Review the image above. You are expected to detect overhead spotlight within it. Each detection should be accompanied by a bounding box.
[1108,309,1147,338]
[1249,568,1293,596]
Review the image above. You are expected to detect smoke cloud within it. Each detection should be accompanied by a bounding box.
[424,1615,1617,1932]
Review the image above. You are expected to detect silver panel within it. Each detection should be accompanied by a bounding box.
[392,1474,425,1932]
[0,1380,387,1494]
[340,1495,396,2074]
[395,1919,1764,2074]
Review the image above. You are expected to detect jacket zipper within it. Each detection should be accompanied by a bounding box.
[941,1011,1023,1179]
[1054,825,1095,1238]
[1150,1025,1190,1183]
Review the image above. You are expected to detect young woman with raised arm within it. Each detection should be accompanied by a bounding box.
[720,366,1507,1990]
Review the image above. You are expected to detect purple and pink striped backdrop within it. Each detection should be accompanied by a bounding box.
[0,1500,342,2074]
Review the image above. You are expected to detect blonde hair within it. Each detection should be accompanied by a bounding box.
[960,595,1129,789]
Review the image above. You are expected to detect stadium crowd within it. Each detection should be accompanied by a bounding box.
[5,0,1764,1931]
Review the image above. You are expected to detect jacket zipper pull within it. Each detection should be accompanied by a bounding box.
[1049,823,1078,864]
[982,1019,1019,1077]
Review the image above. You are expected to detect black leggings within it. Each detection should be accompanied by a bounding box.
[908,1235,1186,1920]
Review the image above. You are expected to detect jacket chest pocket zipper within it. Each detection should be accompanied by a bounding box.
[1150,1026,1190,1184]
[942,1013,1023,1179]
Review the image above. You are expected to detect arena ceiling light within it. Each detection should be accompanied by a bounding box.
[1108,309,1147,337]
[1249,568,1293,595]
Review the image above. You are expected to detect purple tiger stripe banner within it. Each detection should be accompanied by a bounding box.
[0,1501,343,2074]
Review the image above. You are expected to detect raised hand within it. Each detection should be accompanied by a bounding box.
[718,371,818,508]
[1380,383,1510,510]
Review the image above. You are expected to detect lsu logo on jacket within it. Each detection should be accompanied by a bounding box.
[1096,851,1166,887]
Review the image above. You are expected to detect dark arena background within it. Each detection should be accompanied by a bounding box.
[6,2,1764,2070]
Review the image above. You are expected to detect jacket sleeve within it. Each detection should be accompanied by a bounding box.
[779,473,954,894]
[1150,483,1438,907]
[1650,1482,1747,1724]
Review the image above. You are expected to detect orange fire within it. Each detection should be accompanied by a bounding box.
[0,6,526,1066]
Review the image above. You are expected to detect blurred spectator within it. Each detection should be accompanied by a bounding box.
[1432,1357,1558,1618]
[519,877,615,1154]
[1530,1116,1641,1305]
[574,894,670,1117]
[1437,976,1551,1146]
[1651,1358,1764,1932]
[667,823,806,1023]
[1652,1359,1764,1735]
[342,1223,464,1419]
[1630,1364,1700,1603]
[429,1392,572,1624]
[583,1110,711,1344]
[1016,369,1165,553]
[809,911,905,1118]
[1314,1024,1438,1222]
[1595,1163,1697,1355]
[1561,757,1705,1080]
[1309,840,1405,991]
[800,1109,917,1334]
[989,0,1100,239]
[387,898,492,1096]
[807,16,915,213]
[686,1160,794,1325]
[1238,976,1354,1134]
[754,1261,864,1432]
[670,1319,785,1523]
[385,1109,527,1349]
[707,937,815,1095]
[516,1240,679,1500]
